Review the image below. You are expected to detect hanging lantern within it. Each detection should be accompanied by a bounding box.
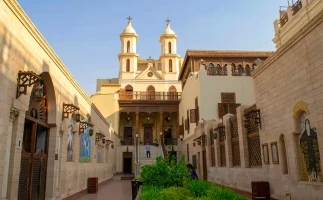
[89,128,94,136]
[102,139,105,144]
[193,142,196,147]
[75,112,81,123]
[111,144,114,149]
[33,84,44,101]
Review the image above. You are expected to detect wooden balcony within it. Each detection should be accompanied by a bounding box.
[119,91,182,104]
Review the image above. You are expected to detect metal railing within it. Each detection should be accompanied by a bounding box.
[279,13,289,27]
[292,0,302,16]
[119,91,182,101]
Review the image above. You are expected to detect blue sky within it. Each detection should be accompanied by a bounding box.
[18,0,285,95]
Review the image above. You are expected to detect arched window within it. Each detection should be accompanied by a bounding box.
[168,42,172,54]
[279,134,288,174]
[124,85,133,100]
[231,63,237,76]
[169,59,173,72]
[238,64,244,75]
[168,86,177,100]
[147,85,155,100]
[127,41,130,53]
[126,59,130,72]
[207,63,215,75]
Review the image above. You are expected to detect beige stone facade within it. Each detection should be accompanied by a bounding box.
[92,19,183,175]
[0,1,117,199]
[199,1,323,199]
[178,50,273,181]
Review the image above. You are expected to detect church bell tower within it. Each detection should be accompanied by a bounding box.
[118,16,139,79]
[159,18,181,80]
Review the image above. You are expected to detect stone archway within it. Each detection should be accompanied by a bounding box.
[17,72,57,200]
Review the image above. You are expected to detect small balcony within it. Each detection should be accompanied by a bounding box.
[119,91,182,103]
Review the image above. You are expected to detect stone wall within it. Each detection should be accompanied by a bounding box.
[0,0,117,199]
[206,7,323,199]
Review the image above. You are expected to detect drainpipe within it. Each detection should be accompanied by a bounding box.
[1,107,20,200]
[55,128,63,199]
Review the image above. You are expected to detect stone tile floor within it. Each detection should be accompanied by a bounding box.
[77,179,132,200]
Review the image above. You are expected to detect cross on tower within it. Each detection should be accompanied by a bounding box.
[165,18,171,24]
[126,16,132,23]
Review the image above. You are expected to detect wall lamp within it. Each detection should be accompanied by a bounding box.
[16,71,44,100]
[62,103,80,121]
[79,121,94,136]
[180,135,183,141]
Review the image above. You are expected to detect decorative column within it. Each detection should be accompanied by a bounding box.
[2,107,20,200]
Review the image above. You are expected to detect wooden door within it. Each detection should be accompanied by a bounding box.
[18,119,49,200]
[144,127,153,145]
[202,150,207,181]
[123,152,132,174]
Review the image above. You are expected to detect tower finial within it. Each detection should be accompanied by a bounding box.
[126,16,132,23]
[165,18,171,25]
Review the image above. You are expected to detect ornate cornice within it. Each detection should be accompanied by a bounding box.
[186,50,274,58]
[253,7,323,77]
[179,50,274,80]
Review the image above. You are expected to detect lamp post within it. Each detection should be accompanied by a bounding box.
[135,133,139,178]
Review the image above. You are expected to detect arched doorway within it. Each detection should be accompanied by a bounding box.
[18,72,56,200]
[125,85,133,100]
[168,86,177,100]
[147,85,155,100]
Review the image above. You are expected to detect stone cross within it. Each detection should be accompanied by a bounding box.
[165,18,171,24]
[126,16,132,23]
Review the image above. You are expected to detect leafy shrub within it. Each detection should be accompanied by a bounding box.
[186,179,211,197]
[140,155,188,188]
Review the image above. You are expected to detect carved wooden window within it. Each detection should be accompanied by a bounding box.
[195,97,199,125]
[126,59,130,72]
[127,40,130,53]
[190,109,196,123]
[230,115,241,166]
[244,104,262,167]
[238,65,244,75]
[218,103,241,119]
[187,109,190,131]
[207,63,227,76]
[147,85,155,100]
[299,119,322,182]
[185,119,188,131]
[221,93,235,103]
[168,42,172,54]
[168,86,177,100]
[215,123,226,167]
[169,59,173,72]
[231,63,237,76]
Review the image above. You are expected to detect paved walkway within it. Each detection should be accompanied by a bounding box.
[77,179,132,200]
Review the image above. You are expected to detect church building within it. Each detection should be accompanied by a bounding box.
[91,17,183,175]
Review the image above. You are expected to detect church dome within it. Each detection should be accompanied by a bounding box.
[162,23,176,35]
[122,22,136,34]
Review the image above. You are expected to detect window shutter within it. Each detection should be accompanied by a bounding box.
[195,97,199,125]
[218,103,224,119]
